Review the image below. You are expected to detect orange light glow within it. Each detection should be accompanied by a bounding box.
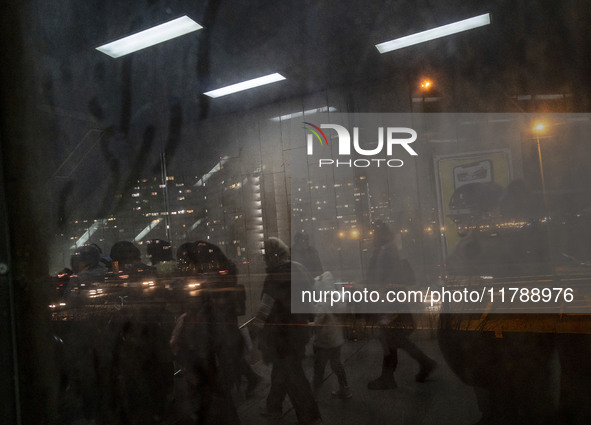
[420,79,433,90]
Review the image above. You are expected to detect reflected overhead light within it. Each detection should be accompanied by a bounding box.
[194,156,229,187]
[134,219,162,242]
[270,106,337,122]
[71,219,108,249]
[376,13,491,54]
[190,219,203,232]
[412,97,441,103]
[204,73,286,98]
[96,16,203,58]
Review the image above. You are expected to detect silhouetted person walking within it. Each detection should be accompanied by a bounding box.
[258,237,322,425]
[366,221,436,389]
[170,241,243,425]
[311,271,351,399]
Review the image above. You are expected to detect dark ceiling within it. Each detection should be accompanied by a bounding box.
[27,0,591,118]
[2,0,591,223]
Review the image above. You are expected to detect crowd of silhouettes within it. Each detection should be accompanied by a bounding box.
[50,228,438,425]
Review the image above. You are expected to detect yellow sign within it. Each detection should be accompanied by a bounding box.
[437,151,512,253]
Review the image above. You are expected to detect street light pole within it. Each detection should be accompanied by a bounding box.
[536,134,548,213]
[532,120,549,214]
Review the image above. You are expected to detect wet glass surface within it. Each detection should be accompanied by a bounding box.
[2,1,591,424]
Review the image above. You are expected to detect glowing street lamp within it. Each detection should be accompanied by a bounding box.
[532,122,546,133]
[532,120,548,211]
[415,78,438,112]
[420,79,433,91]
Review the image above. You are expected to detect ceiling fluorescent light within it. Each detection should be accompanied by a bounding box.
[97,16,203,58]
[134,219,162,242]
[204,73,286,98]
[270,106,337,122]
[376,13,491,54]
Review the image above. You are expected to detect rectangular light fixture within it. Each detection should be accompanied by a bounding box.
[204,73,286,98]
[270,106,337,122]
[97,15,203,58]
[376,13,491,54]
[134,219,162,242]
[71,219,108,249]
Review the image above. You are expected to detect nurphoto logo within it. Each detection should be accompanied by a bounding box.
[304,122,418,168]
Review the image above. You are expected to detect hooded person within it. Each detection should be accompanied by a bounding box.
[291,231,323,278]
[257,237,322,425]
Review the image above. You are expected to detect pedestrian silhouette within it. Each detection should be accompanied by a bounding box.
[292,231,324,278]
[169,241,243,425]
[257,237,322,425]
[311,271,351,399]
[366,221,437,390]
